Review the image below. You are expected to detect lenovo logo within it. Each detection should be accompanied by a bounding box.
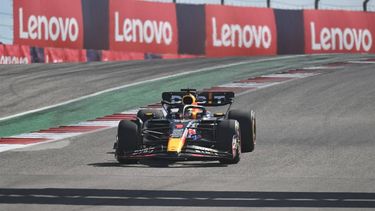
[310,22,372,52]
[211,17,272,49]
[18,8,79,42]
[114,12,173,45]
[0,56,29,64]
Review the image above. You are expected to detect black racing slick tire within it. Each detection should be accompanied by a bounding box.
[115,120,140,164]
[216,119,241,164]
[137,109,164,123]
[228,109,256,152]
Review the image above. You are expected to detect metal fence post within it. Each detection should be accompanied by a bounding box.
[221,0,224,5]
[364,0,370,11]
[315,0,320,9]
[267,0,271,8]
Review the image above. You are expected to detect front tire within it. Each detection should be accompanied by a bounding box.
[216,120,241,164]
[228,109,256,152]
[115,120,140,164]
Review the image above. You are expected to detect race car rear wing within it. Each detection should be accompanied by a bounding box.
[162,90,234,106]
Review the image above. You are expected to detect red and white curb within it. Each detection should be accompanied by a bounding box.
[0,60,365,153]
[204,70,320,93]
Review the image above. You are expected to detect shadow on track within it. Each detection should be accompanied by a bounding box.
[88,161,227,168]
[0,188,374,208]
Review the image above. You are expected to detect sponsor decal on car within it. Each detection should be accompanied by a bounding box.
[171,129,184,138]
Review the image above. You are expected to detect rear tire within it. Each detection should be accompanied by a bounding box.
[228,109,256,152]
[216,120,241,164]
[115,120,140,164]
[137,109,164,123]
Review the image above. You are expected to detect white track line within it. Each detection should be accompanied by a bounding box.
[218,82,280,89]
[69,121,119,127]
[0,144,27,152]
[302,66,342,70]
[0,55,306,122]
[10,132,82,140]
[0,138,75,152]
[263,73,318,78]
[348,61,375,64]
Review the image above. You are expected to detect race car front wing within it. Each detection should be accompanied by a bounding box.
[117,145,233,161]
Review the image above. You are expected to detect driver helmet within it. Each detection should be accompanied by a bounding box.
[184,107,204,119]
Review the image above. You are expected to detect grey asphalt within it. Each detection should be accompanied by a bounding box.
[0,57,249,118]
[0,54,370,119]
[1,56,375,210]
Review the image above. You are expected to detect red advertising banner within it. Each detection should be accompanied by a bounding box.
[0,44,31,64]
[109,0,178,54]
[101,50,144,62]
[13,0,84,49]
[304,10,375,54]
[44,47,86,63]
[205,5,277,57]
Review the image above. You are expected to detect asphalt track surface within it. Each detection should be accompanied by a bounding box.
[0,57,252,118]
[1,56,375,210]
[0,55,367,119]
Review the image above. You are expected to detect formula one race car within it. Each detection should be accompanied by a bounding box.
[113,89,256,164]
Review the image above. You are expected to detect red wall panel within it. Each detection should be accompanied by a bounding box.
[205,5,277,57]
[101,50,144,62]
[0,44,31,64]
[109,0,178,54]
[44,47,87,63]
[13,0,84,49]
[304,10,375,54]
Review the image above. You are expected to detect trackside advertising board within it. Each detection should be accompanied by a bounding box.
[304,10,375,54]
[10,0,375,58]
[0,44,30,64]
[205,5,277,57]
[109,0,178,54]
[13,0,84,49]
[44,47,87,63]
